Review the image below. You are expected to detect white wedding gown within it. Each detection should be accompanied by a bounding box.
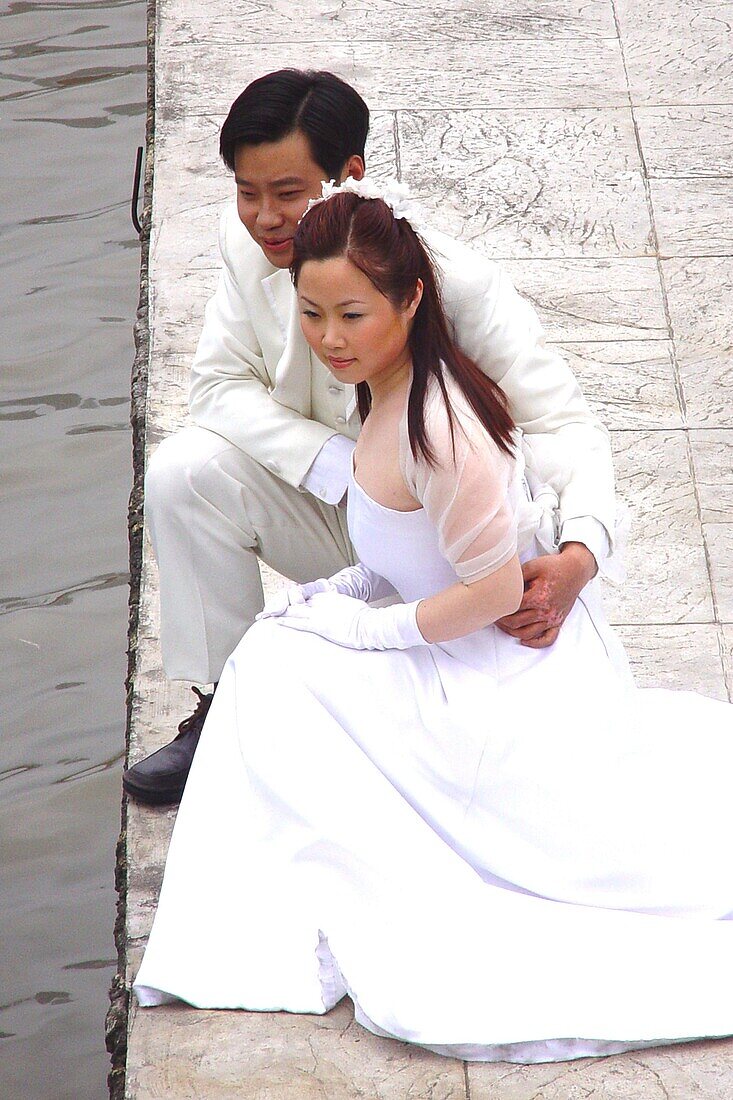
[135,388,733,1063]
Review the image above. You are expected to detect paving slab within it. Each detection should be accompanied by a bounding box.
[561,340,682,429]
[503,257,667,342]
[118,0,733,1096]
[468,1039,733,1099]
[706,522,733,621]
[615,623,729,699]
[663,257,733,428]
[397,108,651,259]
[616,0,733,105]
[723,624,733,698]
[635,105,733,177]
[157,39,630,118]
[163,0,619,44]
[689,429,733,522]
[602,430,714,625]
[127,1000,468,1099]
[650,177,733,257]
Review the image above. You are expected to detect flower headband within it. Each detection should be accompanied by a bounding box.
[302,176,427,235]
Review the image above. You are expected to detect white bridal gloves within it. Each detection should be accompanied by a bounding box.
[257,563,427,652]
[258,562,395,611]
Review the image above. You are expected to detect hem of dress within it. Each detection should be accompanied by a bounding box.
[133,961,732,1065]
[318,932,733,1064]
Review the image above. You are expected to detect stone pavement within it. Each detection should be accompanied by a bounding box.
[120,1,733,1096]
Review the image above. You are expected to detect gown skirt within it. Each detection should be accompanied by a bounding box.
[134,471,733,1063]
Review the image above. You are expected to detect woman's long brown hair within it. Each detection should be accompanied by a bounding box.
[291,191,515,466]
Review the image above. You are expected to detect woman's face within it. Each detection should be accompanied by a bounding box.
[297,256,421,389]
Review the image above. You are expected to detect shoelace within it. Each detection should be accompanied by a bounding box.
[175,685,214,738]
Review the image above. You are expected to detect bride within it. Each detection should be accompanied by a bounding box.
[134,179,733,1063]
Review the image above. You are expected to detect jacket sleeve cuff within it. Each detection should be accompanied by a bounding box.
[559,516,610,573]
[300,434,356,505]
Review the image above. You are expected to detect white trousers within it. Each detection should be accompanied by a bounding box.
[145,426,356,684]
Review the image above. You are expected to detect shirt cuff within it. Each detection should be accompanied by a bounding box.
[300,434,356,506]
[559,516,610,574]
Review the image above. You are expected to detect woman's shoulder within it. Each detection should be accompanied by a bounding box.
[423,370,512,458]
[421,368,467,423]
[404,369,516,487]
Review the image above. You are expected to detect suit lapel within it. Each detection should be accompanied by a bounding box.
[261,269,312,416]
[260,268,290,339]
[345,385,358,424]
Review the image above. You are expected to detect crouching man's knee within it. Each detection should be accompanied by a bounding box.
[145,426,236,520]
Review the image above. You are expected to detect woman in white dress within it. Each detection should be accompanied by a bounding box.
[134,180,733,1063]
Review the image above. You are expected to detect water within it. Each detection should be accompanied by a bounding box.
[0,2,145,1096]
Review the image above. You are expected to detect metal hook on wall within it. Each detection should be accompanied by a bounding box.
[131,145,144,235]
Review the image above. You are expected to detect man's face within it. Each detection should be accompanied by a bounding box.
[234,132,330,269]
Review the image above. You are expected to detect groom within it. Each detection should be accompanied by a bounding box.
[123,69,622,806]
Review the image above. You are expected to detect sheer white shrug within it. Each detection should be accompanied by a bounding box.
[399,375,523,584]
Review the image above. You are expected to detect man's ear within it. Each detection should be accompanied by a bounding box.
[339,155,365,182]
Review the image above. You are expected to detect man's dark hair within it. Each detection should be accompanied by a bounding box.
[220,69,369,178]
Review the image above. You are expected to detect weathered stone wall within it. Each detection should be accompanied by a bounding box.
[106,1,156,1096]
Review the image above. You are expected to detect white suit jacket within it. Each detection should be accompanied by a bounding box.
[189,203,621,567]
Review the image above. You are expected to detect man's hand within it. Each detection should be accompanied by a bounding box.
[494,542,598,648]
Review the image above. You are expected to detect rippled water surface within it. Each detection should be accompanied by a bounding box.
[0,2,144,1096]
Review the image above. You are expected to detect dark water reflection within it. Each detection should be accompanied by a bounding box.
[0,2,144,1096]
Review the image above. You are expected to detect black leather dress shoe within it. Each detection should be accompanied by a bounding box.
[122,686,214,806]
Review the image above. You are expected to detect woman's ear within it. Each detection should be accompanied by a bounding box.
[405,278,423,320]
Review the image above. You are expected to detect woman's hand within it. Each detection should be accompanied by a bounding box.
[257,563,396,621]
[273,592,425,651]
[263,557,526,650]
[257,578,334,620]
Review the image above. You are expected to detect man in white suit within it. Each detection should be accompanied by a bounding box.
[123,69,623,806]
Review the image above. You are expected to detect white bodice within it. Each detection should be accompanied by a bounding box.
[346,452,563,673]
[347,453,553,605]
[347,468,459,604]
